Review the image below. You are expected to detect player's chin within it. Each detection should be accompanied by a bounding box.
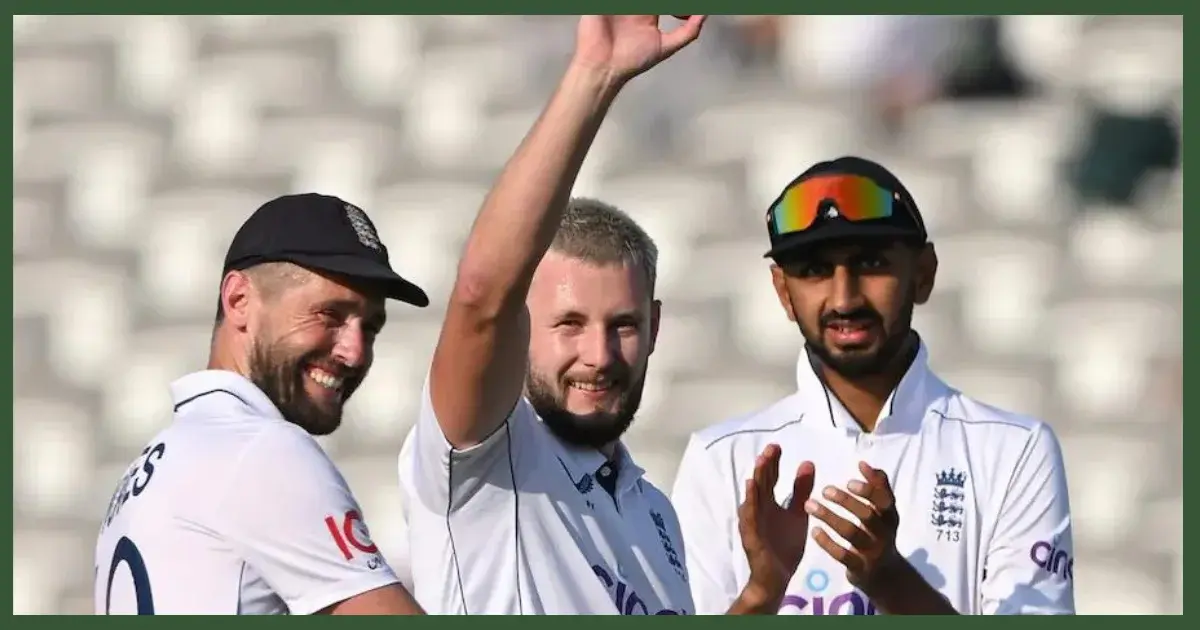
[301,396,346,431]
[303,405,344,435]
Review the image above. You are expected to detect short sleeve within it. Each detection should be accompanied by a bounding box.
[218,427,400,615]
[980,423,1076,615]
[400,372,539,514]
[671,435,742,615]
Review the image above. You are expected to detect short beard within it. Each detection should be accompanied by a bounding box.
[248,340,353,436]
[526,369,645,450]
[796,286,918,380]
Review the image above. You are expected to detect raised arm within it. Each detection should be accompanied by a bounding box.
[429,15,705,449]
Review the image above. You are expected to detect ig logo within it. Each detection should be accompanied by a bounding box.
[780,569,878,615]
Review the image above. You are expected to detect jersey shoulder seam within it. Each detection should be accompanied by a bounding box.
[702,413,806,451]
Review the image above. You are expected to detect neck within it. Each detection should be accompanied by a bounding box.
[818,334,919,433]
[599,441,618,461]
[207,329,250,378]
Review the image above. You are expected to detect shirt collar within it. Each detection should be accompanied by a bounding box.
[552,433,646,497]
[169,370,284,420]
[795,338,945,436]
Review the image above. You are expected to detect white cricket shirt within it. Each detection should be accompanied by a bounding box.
[94,370,400,615]
[398,375,693,615]
[671,343,1075,615]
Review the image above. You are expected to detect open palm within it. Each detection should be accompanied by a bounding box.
[574,15,706,85]
[737,444,817,601]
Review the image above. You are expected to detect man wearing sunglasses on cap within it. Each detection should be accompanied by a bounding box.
[671,156,1075,615]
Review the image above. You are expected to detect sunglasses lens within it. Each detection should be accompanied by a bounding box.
[770,175,896,235]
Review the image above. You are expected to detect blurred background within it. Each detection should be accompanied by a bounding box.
[12,14,1182,615]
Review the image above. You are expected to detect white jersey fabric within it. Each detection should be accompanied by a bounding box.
[672,343,1075,615]
[398,375,693,614]
[94,370,399,615]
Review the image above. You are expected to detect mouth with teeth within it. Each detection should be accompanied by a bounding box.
[570,380,613,392]
[566,378,621,403]
[825,319,876,347]
[306,366,347,399]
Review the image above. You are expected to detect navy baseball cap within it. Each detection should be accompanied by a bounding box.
[223,193,430,307]
[764,156,928,260]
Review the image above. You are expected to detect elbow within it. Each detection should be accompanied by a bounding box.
[450,269,493,310]
[449,268,525,324]
[449,269,501,318]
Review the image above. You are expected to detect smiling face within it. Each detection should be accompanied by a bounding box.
[771,238,937,378]
[218,262,386,435]
[525,250,660,449]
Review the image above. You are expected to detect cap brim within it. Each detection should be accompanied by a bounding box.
[764,223,923,259]
[283,253,431,308]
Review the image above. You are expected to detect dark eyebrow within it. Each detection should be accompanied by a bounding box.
[319,298,387,328]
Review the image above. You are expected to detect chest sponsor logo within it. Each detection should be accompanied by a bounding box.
[592,565,689,615]
[780,569,878,615]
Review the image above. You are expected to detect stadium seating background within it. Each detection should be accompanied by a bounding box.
[12,15,1182,615]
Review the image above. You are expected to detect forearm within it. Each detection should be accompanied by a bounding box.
[453,61,619,309]
[431,61,621,448]
[864,558,959,615]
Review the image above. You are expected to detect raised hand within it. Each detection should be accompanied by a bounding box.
[736,444,817,609]
[573,15,706,88]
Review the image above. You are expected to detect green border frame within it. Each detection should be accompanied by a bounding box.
[9,7,1189,618]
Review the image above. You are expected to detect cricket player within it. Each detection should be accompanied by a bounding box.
[94,194,427,615]
[398,15,812,614]
[671,156,1076,615]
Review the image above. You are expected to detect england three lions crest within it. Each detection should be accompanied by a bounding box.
[930,468,967,543]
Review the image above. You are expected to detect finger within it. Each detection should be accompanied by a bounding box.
[858,461,891,490]
[786,461,816,517]
[660,14,706,57]
[820,485,875,522]
[855,462,896,512]
[811,527,866,575]
[805,499,874,551]
[756,444,782,502]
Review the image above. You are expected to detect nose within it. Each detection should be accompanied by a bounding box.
[332,321,369,370]
[828,264,865,314]
[578,325,616,370]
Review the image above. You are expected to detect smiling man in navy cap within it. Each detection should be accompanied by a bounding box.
[672,157,1076,615]
[94,193,427,615]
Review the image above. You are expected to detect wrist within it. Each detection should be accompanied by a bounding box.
[562,58,624,105]
[858,552,910,600]
[729,579,782,615]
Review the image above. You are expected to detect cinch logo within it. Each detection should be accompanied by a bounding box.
[591,565,689,616]
[780,569,878,615]
[1029,540,1073,581]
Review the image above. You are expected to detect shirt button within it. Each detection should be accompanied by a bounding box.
[599,466,612,477]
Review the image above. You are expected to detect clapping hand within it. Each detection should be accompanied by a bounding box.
[736,444,816,609]
[805,461,905,592]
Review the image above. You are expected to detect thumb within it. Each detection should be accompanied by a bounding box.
[659,15,706,58]
[738,478,761,546]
